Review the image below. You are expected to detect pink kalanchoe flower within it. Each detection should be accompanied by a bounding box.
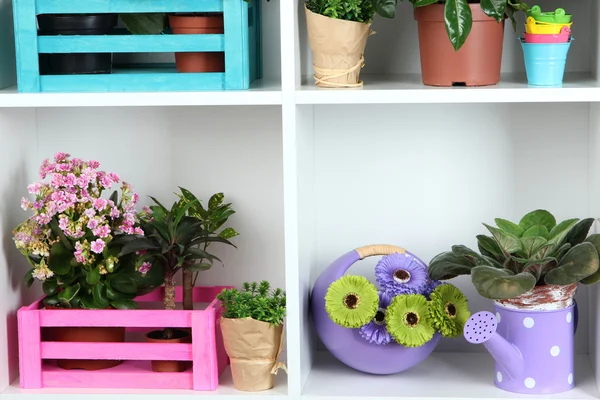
[71,229,85,239]
[56,163,71,172]
[134,227,144,235]
[110,207,121,219]
[51,173,64,187]
[132,193,140,204]
[70,158,83,167]
[87,218,99,230]
[88,160,100,169]
[63,173,77,187]
[33,200,43,210]
[39,159,50,179]
[58,216,69,231]
[21,198,32,210]
[83,208,96,218]
[93,198,108,211]
[108,172,120,184]
[139,262,152,275]
[54,152,70,162]
[90,239,105,254]
[93,224,111,238]
[142,205,151,214]
[46,201,58,217]
[74,241,85,263]
[36,214,51,225]
[28,182,42,194]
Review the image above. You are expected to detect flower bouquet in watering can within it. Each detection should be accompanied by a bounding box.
[311,244,470,374]
[429,210,600,394]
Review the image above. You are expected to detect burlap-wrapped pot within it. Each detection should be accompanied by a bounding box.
[304,5,372,88]
[220,317,286,391]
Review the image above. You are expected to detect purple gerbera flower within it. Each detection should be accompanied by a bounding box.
[359,291,393,345]
[375,252,428,296]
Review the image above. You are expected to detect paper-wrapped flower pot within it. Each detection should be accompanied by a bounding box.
[311,244,440,375]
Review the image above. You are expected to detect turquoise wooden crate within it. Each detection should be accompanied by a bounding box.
[12,0,262,92]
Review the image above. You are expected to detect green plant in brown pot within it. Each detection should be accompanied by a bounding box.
[373,0,530,86]
[119,187,238,372]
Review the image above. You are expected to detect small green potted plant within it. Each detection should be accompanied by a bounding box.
[304,0,376,88]
[13,153,163,370]
[119,187,237,372]
[217,281,287,391]
[373,0,530,86]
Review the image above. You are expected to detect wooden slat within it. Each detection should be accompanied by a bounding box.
[40,72,225,92]
[36,0,222,14]
[41,342,193,361]
[223,0,249,89]
[13,0,40,91]
[38,34,224,54]
[18,309,42,388]
[192,311,218,390]
[39,309,194,327]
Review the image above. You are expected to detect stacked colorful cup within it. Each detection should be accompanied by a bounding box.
[520,6,573,87]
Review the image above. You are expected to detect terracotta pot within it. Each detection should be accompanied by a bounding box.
[169,14,224,73]
[414,4,505,87]
[42,306,125,370]
[145,329,191,372]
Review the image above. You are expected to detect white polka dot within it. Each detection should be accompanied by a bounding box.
[523,317,535,328]
[496,371,503,382]
[524,378,536,388]
[496,312,501,323]
[551,346,560,357]
[567,312,573,323]
[568,373,573,384]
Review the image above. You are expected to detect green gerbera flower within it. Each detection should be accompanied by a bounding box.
[325,275,379,328]
[386,294,434,347]
[429,283,470,337]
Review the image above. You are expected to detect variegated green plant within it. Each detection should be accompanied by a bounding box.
[429,210,600,300]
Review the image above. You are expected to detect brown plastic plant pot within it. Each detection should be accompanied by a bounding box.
[169,14,225,73]
[414,4,505,87]
[145,329,192,372]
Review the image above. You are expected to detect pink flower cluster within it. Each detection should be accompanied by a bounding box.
[14,152,146,281]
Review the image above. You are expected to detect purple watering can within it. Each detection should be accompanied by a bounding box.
[311,244,440,375]
[465,285,578,394]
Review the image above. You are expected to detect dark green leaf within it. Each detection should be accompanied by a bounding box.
[58,283,81,306]
[111,299,138,309]
[48,242,73,275]
[444,0,472,51]
[93,282,110,309]
[520,236,548,258]
[24,268,34,288]
[86,267,101,285]
[451,245,491,266]
[545,242,600,285]
[119,237,160,256]
[484,224,522,254]
[471,266,536,300]
[109,275,138,294]
[80,295,102,309]
[559,218,595,247]
[548,218,579,242]
[120,13,166,34]
[43,280,59,296]
[43,295,59,307]
[372,0,398,17]
[522,257,556,281]
[519,210,556,231]
[477,235,503,258]
[428,251,475,280]
[480,0,506,22]
[49,218,74,251]
[582,234,600,284]
[186,262,212,272]
[522,225,549,239]
[413,0,437,6]
[109,190,119,204]
[494,218,524,237]
[208,193,225,211]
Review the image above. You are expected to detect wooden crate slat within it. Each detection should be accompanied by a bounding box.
[223,0,248,90]
[13,0,40,91]
[38,34,225,53]
[39,309,194,327]
[17,309,42,388]
[42,361,194,389]
[36,0,223,14]
[41,342,193,361]
[40,72,226,92]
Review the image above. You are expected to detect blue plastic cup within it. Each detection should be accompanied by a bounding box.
[520,38,572,87]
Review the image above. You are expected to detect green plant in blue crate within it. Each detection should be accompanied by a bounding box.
[373,0,531,51]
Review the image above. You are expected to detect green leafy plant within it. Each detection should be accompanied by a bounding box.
[119,188,237,322]
[305,0,375,22]
[217,281,286,326]
[373,0,530,51]
[429,210,600,300]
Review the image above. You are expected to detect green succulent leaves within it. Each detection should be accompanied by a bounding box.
[429,210,600,300]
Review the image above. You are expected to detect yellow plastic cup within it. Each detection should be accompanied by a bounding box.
[525,17,573,34]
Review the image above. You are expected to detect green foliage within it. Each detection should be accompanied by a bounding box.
[120,13,167,35]
[429,210,600,300]
[120,188,237,285]
[305,0,374,23]
[217,281,286,326]
[372,0,530,51]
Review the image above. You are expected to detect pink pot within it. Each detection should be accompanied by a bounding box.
[524,26,571,43]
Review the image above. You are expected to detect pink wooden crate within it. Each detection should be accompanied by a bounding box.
[17,285,232,390]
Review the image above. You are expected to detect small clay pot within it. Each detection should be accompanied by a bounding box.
[145,329,192,372]
[414,4,505,87]
[169,14,225,73]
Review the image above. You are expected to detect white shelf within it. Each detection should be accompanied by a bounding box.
[0,80,282,107]
[303,352,599,400]
[1,366,288,399]
[295,73,600,105]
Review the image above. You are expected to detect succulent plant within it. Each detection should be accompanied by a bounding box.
[429,210,600,300]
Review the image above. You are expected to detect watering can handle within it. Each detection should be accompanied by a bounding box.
[555,8,565,16]
[530,5,541,13]
[355,244,406,259]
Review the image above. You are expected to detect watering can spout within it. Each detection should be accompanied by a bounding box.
[464,311,525,380]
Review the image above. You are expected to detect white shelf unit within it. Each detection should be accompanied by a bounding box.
[1,0,600,399]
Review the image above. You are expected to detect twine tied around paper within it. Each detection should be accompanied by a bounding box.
[313,56,366,88]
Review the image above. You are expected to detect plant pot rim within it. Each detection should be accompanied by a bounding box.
[494,283,578,311]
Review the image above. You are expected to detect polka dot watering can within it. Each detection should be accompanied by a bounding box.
[464,284,579,394]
